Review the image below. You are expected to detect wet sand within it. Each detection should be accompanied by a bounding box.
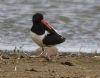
[0,50,100,78]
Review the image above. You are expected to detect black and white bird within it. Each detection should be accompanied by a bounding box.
[30,13,65,59]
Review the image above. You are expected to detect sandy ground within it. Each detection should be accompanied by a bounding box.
[0,50,100,78]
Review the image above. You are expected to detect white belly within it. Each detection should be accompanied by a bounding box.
[30,31,49,47]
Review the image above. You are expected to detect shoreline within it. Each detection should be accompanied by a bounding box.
[0,46,100,53]
[0,43,100,53]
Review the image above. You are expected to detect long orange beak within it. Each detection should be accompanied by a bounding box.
[41,19,52,29]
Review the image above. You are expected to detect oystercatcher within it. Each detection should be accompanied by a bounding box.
[30,13,65,60]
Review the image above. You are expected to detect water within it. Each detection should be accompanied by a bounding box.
[0,0,100,52]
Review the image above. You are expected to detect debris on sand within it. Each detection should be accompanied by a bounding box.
[61,61,74,66]
[25,68,39,72]
[93,56,100,59]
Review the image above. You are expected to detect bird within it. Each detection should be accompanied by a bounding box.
[30,13,65,60]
